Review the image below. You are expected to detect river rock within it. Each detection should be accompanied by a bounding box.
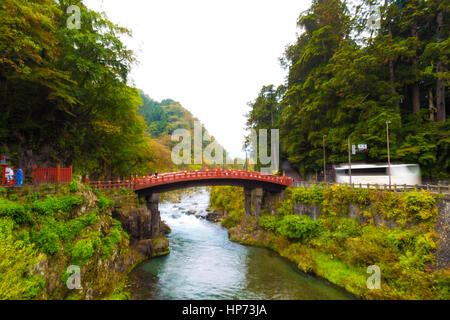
[206,209,221,222]
[186,210,196,215]
[137,239,153,257]
[152,237,170,257]
[160,221,172,235]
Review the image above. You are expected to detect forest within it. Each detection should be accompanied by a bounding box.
[0,0,153,178]
[0,0,223,179]
[246,0,449,180]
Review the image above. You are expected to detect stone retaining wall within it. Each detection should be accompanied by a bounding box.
[290,196,450,270]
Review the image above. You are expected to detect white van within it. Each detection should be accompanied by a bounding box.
[334,163,421,185]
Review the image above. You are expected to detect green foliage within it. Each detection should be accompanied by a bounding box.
[218,182,445,299]
[25,193,40,203]
[0,0,159,179]
[258,215,280,233]
[8,193,18,201]
[106,282,131,300]
[138,91,170,137]
[0,185,129,299]
[0,198,32,224]
[33,226,60,255]
[319,217,362,242]
[292,184,439,227]
[276,191,295,216]
[32,212,100,255]
[277,215,322,241]
[101,226,124,259]
[69,180,79,193]
[292,186,324,204]
[220,210,244,229]
[97,195,114,212]
[112,218,129,239]
[0,217,45,299]
[120,188,131,195]
[435,270,450,300]
[402,192,437,221]
[31,195,83,216]
[246,0,449,179]
[71,239,95,266]
[210,186,244,212]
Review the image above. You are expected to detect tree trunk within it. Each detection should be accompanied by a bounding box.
[412,83,420,113]
[388,24,396,95]
[436,61,446,121]
[429,89,436,121]
[270,108,274,127]
[411,23,420,113]
[436,11,446,121]
[384,1,397,108]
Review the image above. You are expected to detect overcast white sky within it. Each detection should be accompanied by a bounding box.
[84,0,310,158]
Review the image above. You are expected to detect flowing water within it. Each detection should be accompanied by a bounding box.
[128,188,354,300]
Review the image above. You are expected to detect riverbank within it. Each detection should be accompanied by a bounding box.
[209,185,450,300]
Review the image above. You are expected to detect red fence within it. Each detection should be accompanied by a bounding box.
[32,165,72,184]
[89,169,293,191]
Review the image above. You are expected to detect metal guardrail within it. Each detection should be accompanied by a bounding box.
[292,181,450,194]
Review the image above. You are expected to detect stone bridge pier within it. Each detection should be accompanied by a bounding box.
[244,188,284,218]
[144,193,160,238]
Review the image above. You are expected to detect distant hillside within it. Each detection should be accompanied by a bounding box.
[139,90,199,138]
[138,90,228,171]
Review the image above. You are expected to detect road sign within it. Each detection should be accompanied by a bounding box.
[358,144,367,150]
[352,145,356,155]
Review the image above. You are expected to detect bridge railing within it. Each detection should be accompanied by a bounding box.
[88,179,135,190]
[88,169,293,190]
[134,169,292,189]
[292,181,450,194]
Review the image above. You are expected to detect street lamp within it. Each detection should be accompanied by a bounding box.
[386,121,392,189]
[323,135,327,183]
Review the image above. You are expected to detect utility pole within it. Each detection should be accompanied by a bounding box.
[323,135,327,182]
[386,121,392,189]
[348,137,352,185]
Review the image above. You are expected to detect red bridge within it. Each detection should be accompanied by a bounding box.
[90,169,292,196]
[90,169,292,228]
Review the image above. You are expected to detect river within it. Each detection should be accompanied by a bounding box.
[128,188,354,300]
